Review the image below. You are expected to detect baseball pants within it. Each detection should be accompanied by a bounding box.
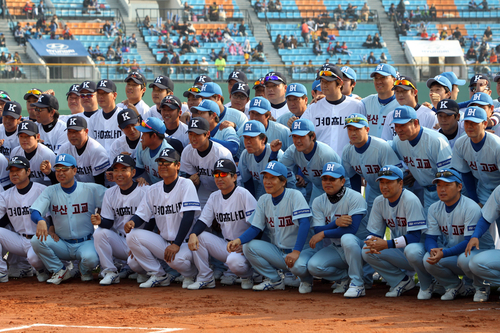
[467,249,500,287]
[93,227,129,274]
[0,228,44,274]
[422,253,470,289]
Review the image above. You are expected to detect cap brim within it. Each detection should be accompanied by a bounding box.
[467,101,490,106]
[319,76,338,82]
[23,93,39,100]
[392,85,413,91]
[242,132,262,137]
[260,169,283,177]
[6,164,28,171]
[161,103,181,110]
[190,106,210,113]
[426,78,438,88]
[344,74,356,81]
[286,92,306,97]
[265,80,284,85]
[196,92,216,98]
[248,107,268,114]
[252,85,264,89]
[344,123,367,129]
[436,110,458,115]
[232,91,249,97]
[149,83,168,90]
[0,97,11,102]
[464,117,486,123]
[54,162,75,167]
[126,77,144,85]
[390,118,413,124]
[290,130,310,136]
[18,130,37,136]
[65,126,86,131]
[187,128,208,134]
[135,125,154,133]
[66,91,80,96]
[111,161,134,168]
[226,78,244,83]
[119,119,138,129]
[214,167,235,173]
[2,111,21,119]
[183,91,197,97]
[155,156,178,163]
[432,177,461,184]
[31,102,50,108]
[455,79,466,85]
[96,87,115,93]
[376,175,401,181]
[321,171,344,178]
[370,71,392,77]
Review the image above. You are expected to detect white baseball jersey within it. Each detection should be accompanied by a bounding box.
[301,96,366,155]
[199,186,256,241]
[38,120,68,155]
[116,100,150,119]
[59,112,85,124]
[381,105,438,141]
[109,134,140,162]
[0,124,20,159]
[438,121,466,149]
[87,107,124,151]
[0,153,10,189]
[135,177,201,241]
[361,94,401,138]
[11,143,56,186]
[368,189,427,238]
[271,103,290,120]
[136,139,173,184]
[166,121,189,148]
[58,138,110,183]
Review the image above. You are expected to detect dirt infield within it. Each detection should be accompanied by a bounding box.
[0,277,499,332]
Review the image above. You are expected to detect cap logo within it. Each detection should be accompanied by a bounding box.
[231,72,239,78]
[155,77,163,83]
[82,82,89,88]
[435,75,442,81]
[440,101,448,109]
[473,94,481,101]
[341,67,348,73]
[198,76,206,83]
[21,123,28,130]
[395,110,401,118]
[11,156,18,162]
[253,99,261,107]
[7,104,16,112]
[267,72,276,77]
[58,155,66,162]
[376,64,384,71]
[467,108,476,116]
[121,112,130,121]
[268,162,276,169]
[289,85,297,92]
[237,83,245,90]
[161,149,169,157]
[37,96,43,103]
[216,160,224,168]
[293,121,301,130]
[201,85,207,92]
[99,80,107,87]
[69,118,76,126]
[191,119,199,128]
[71,85,79,91]
[244,123,252,131]
[116,155,123,162]
[474,75,480,82]
[326,164,335,171]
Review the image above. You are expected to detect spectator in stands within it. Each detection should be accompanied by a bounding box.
[219,46,228,61]
[186,22,196,35]
[106,46,115,60]
[470,34,480,48]
[490,49,497,63]
[345,3,358,20]
[223,26,232,40]
[210,2,219,21]
[290,35,298,49]
[215,53,226,79]
[87,46,94,56]
[388,3,396,21]
[421,29,429,40]
[191,35,200,48]
[373,33,382,48]
[242,59,252,73]
[23,1,33,19]
[336,58,342,66]
[36,17,45,31]
[181,59,191,74]
[466,45,478,62]
[483,26,493,41]
[38,0,45,19]
[143,15,151,29]
[160,53,170,75]
[327,42,336,56]
[439,26,448,40]
[380,52,388,63]
[63,25,72,40]
[363,34,374,48]
[396,0,405,20]
[171,51,180,70]
[360,3,370,22]
[128,33,137,48]
[229,43,237,56]
[256,41,264,53]
[180,39,192,55]
[333,4,344,21]
[254,0,263,12]
[157,36,164,49]
[429,4,437,20]
[276,0,282,11]
[452,27,461,40]
[0,34,4,48]
[340,42,350,55]
[239,20,247,36]
[282,35,290,49]
[94,45,104,61]
[481,0,488,10]
[183,2,193,22]
[399,19,409,36]
[268,0,276,12]
[201,29,210,42]
[83,0,91,14]
[312,40,323,56]
[209,48,217,61]
[243,39,252,53]
[130,59,140,72]
[320,28,329,42]
[478,49,488,63]
[230,23,239,36]
[0,52,6,63]
[215,27,223,41]
[333,41,342,54]
[367,51,377,64]
[103,20,112,39]
[469,0,478,10]
[301,19,310,47]
[112,35,123,49]
[252,49,265,62]
[429,33,437,41]
[200,57,209,73]
[49,20,57,35]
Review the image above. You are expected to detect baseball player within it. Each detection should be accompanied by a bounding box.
[227,82,250,115]
[0,152,9,190]
[193,75,212,87]
[183,86,203,113]
[225,70,250,114]
[11,120,56,186]
[435,99,465,149]
[78,81,99,119]
[427,75,453,111]
[23,88,43,122]
[0,156,48,282]
[0,90,11,117]
[306,162,367,296]
[252,77,266,98]
[60,84,84,123]
[148,75,175,119]
[263,72,289,120]
[32,94,68,155]
[109,109,141,162]
[467,92,499,135]
[441,71,466,100]
[276,83,308,128]
[340,66,359,99]
[116,72,150,119]
[187,159,257,289]
[159,95,189,148]
[301,64,366,156]
[362,165,432,298]
[0,100,22,159]
[311,79,322,101]
[125,148,200,288]
[361,64,400,138]
[419,169,493,300]
[30,153,107,284]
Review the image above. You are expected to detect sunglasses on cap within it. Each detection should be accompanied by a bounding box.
[163,97,181,108]
[140,119,155,131]
[213,171,232,178]
[0,93,10,101]
[187,86,201,93]
[80,93,95,98]
[264,75,285,84]
[26,89,42,96]
[378,170,400,178]
[345,117,367,124]
[435,171,455,178]
[394,79,417,90]
[254,80,264,86]
[319,70,343,81]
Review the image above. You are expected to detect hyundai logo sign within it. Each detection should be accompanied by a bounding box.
[30,40,88,57]
[46,43,69,50]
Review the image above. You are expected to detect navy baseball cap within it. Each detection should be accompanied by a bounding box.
[23,88,42,100]
[318,64,343,82]
[0,90,11,102]
[391,106,417,124]
[312,79,322,92]
[111,154,136,169]
[149,75,174,91]
[65,116,87,131]
[136,117,166,135]
[55,153,77,168]
[249,97,271,114]
[264,71,287,85]
[191,99,220,116]
[463,106,487,123]
[117,109,139,129]
[469,74,490,87]
[392,75,417,91]
[370,64,398,78]
[286,83,307,97]
[155,147,181,163]
[260,161,288,178]
[376,165,403,181]
[18,120,38,136]
[427,75,452,92]
[6,156,30,171]
[227,70,248,84]
[160,95,182,110]
[31,94,59,110]
[344,113,369,128]
[194,75,213,86]
[125,72,146,87]
[197,82,223,98]
[432,168,462,184]
[97,79,117,93]
[321,162,345,178]
[183,86,202,98]
[242,120,266,137]
[2,101,22,119]
[494,72,500,83]
[66,84,81,96]
[441,72,466,86]
[253,77,265,89]
[79,81,97,93]
[231,82,250,97]
[187,117,210,134]
[468,92,494,106]
[214,158,237,174]
[436,99,460,115]
[291,119,315,136]
[340,66,357,82]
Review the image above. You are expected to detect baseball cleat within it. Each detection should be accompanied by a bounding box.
[9,268,33,279]
[182,276,196,289]
[213,270,224,280]
[47,267,71,285]
[100,272,120,285]
[385,277,415,297]
[332,278,350,294]
[0,273,8,283]
[137,274,149,284]
[139,274,172,288]
[417,280,436,300]
[252,278,285,291]
[240,277,254,290]
[81,273,94,282]
[473,287,490,302]
[187,279,216,290]
[36,270,50,282]
[119,267,134,279]
[441,280,465,301]
[220,275,237,286]
[461,284,475,297]
[284,272,300,288]
[174,275,184,283]
[128,273,138,280]
[344,283,366,298]
[298,281,313,294]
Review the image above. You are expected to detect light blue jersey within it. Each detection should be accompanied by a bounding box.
[276,112,294,128]
[361,94,400,138]
[136,139,174,184]
[236,120,292,158]
[222,106,248,131]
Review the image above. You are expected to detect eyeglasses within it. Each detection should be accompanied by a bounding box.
[264,75,285,84]
[35,108,48,113]
[394,79,417,90]
[214,171,231,178]
[26,89,42,96]
[345,117,367,124]
[55,166,72,172]
[80,93,95,98]
[187,86,201,93]
[0,93,10,101]
[435,171,455,178]
[378,170,399,178]
[158,160,176,166]
[318,71,342,81]
[231,93,248,100]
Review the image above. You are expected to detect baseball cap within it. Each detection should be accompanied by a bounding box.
[155,147,181,163]
[231,82,250,97]
[340,66,357,82]
[160,95,182,110]
[214,158,237,174]
[194,75,213,86]
[344,113,369,128]
[494,72,500,83]
[183,86,202,98]
[312,79,322,92]
[190,99,220,116]
[54,153,77,168]
[291,119,315,136]
[441,71,466,86]
[31,94,59,110]
[392,75,417,91]
[111,154,136,169]
[242,120,266,137]
[286,83,307,97]
[65,116,87,131]
[78,81,97,93]
[321,162,345,178]
[248,97,271,114]
[318,64,343,82]
[2,101,22,119]
[18,120,38,136]
[23,88,42,100]
[135,117,166,135]
[432,168,462,184]
[149,76,174,92]
[468,92,494,106]
[435,99,460,115]
[253,77,265,89]
[0,90,11,102]
[390,105,417,124]
[117,109,139,129]
[260,161,288,178]
[125,72,146,87]
[187,117,210,134]
[463,106,487,123]
[469,74,490,87]
[227,70,248,84]
[197,82,223,98]
[6,156,30,171]
[376,165,403,181]
[370,64,398,78]
[264,71,287,85]
[66,84,81,96]
[96,79,117,93]
[426,75,452,92]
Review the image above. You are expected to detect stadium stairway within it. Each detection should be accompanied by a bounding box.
[122,20,158,66]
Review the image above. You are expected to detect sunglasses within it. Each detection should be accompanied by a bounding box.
[35,108,48,113]
[394,79,417,90]
[187,86,201,93]
[213,171,231,178]
[0,93,10,101]
[55,166,72,172]
[319,71,342,81]
[26,89,42,96]
[435,171,455,178]
[141,120,156,132]
[345,117,367,124]
[264,75,285,84]
[378,170,400,178]
[158,160,176,166]
[80,93,95,98]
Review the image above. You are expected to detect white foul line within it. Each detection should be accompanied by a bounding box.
[0,324,184,332]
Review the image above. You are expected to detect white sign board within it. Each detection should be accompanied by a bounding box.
[405,40,464,57]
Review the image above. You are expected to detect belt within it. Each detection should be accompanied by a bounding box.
[19,233,34,239]
[63,234,93,244]
[279,248,293,255]
[425,185,437,192]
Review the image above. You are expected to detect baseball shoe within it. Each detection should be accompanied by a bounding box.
[0,273,8,283]
[344,283,366,298]
[47,267,71,285]
[139,274,172,288]
[213,270,224,280]
[8,268,33,279]
[100,272,120,285]
[119,267,134,279]
[174,275,184,283]
[332,279,350,294]
[187,279,216,290]
[182,276,196,289]
[253,273,263,283]
[128,273,138,280]
[81,273,93,282]
[441,281,465,301]
[253,278,285,291]
[461,284,475,297]
[385,276,415,297]
[137,274,149,284]
[240,277,254,290]
[417,280,436,300]
[235,278,242,284]
[36,270,50,282]
[473,287,490,302]
[298,281,312,294]
[284,272,300,288]
[220,275,238,286]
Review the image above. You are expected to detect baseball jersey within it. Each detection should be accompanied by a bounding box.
[236,120,292,158]
[392,128,452,188]
[0,182,47,235]
[87,107,124,151]
[381,105,438,141]
[0,154,10,189]
[135,177,201,241]
[136,139,174,184]
[427,195,494,249]
[224,101,250,119]
[11,143,56,186]
[213,126,239,151]
[438,121,466,149]
[482,184,500,225]
[38,120,68,155]
[100,184,149,235]
[301,96,366,155]
[276,111,295,128]
[311,188,367,245]
[116,100,150,119]
[30,182,107,240]
[250,188,312,249]
[368,189,427,238]
[167,121,189,148]
[109,134,140,162]
[0,124,20,159]
[199,186,256,241]
[271,103,290,120]
[58,138,110,183]
[59,113,85,123]
[361,94,401,138]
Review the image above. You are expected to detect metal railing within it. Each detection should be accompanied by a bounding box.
[385,8,500,23]
[5,6,121,20]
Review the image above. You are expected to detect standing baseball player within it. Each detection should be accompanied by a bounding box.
[159,95,189,148]
[193,75,212,87]
[0,90,11,118]
[340,66,359,99]
[435,99,465,149]
[427,75,453,111]
[30,153,107,284]
[109,109,141,162]
[116,72,150,119]
[225,70,250,114]
[276,83,308,128]
[60,84,84,123]
[183,86,203,115]
[148,75,175,120]
[78,81,99,119]
[252,77,266,98]
[23,88,43,122]
[441,72,466,101]
[0,100,22,159]
[263,72,290,119]
[311,80,322,102]
[32,94,68,155]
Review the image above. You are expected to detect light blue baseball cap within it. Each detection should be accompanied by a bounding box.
[463,106,488,123]
[286,83,307,97]
[426,75,452,92]
[344,113,369,128]
[136,117,166,135]
[390,105,417,124]
[55,153,77,167]
[260,161,288,178]
[468,92,494,107]
[432,168,462,184]
[190,99,220,116]
[249,97,271,114]
[312,79,322,92]
[291,119,315,136]
[321,162,345,178]
[441,71,466,86]
[376,165,403,181]
[370,64,397,78]
[242,120,266,137]
[196,82,223,98]
[340,66,357,82]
